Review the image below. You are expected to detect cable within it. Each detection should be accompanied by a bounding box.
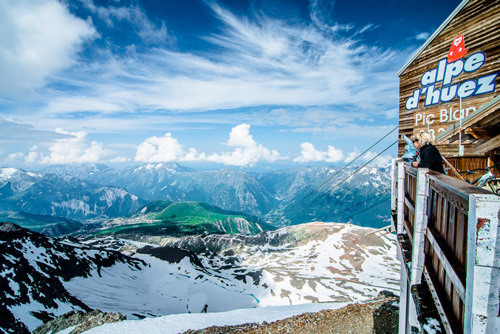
[342,195,391,221]
[287,139,398,222]
[337,190,390,213]
[283,125,398,216]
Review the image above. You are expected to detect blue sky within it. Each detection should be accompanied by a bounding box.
[0,0,460,169]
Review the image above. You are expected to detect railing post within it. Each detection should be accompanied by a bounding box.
[464,193,500,333]
[399,253,410,334]
[397,160,405,234]
[410,167,429,285]
[391,159,399,232]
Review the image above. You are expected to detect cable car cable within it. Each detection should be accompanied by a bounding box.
[287,139,398,222]
[283,125,399,216]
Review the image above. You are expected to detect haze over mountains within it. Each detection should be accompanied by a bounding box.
[11,162,391,228]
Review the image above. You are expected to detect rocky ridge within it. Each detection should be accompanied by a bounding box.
[33,310,125,334]
[182,293,398,334]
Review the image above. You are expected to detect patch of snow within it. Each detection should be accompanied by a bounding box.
[0,168,19,179]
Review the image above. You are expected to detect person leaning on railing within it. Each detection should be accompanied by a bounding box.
[411,130,445,173]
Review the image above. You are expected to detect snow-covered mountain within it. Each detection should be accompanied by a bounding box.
[0,221,399,333]
[40,163,392,227]
[0,168,146,220]
[0,222,145,333]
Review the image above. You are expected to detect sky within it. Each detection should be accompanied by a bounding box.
[0,0,461,170]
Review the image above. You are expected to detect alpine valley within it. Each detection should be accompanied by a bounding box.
[0,163,398,333]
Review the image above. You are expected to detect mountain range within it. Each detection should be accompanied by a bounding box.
[39,162,392,228]
[0,168,146,221]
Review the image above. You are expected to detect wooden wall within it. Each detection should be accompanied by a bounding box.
[398,0,500,158]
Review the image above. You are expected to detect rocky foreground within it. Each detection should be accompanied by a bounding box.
[182,294,398,334]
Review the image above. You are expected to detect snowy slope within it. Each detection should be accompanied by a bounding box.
[0,222,145,333]
[157,222,400,306]
[69,222,399,316]
[0,221,399,333]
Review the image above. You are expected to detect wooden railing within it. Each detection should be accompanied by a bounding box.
[404,166,417,240]
[425,174,470,332]
[391,159,500,334]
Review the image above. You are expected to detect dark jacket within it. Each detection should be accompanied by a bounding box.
[418,144,444,173]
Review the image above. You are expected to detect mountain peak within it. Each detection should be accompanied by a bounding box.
[0,221,24,232]
[0,167,23,179]
[135,162,195,173]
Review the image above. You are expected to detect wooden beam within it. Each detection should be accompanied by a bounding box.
[464,127,494,139]
[423,268,455,334]
[474,133,500,155]
[426,226,466,301]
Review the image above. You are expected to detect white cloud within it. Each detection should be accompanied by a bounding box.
[206,124,281,167]
[6,153,25,163]
[415,32,430,41]
[344,149,360,163]
[109,156,131,163]
[24,0,400,124]
[134,133,186,163]
[7,128,112,164]
[81,0,172,46]
[134,124,281,167]
[226,124,256,148]
[293,142,344,163]
[0,0,96,99]
[363,151,393,166]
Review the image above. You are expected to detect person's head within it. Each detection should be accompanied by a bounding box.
[415,130,434,148]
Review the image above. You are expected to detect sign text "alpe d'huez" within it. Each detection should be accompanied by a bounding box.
[405,51,497,111]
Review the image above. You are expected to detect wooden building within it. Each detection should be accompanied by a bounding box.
[392,1,500,333]
[397,0,500,172]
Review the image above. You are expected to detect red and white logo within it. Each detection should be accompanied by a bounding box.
[448,35,468,63]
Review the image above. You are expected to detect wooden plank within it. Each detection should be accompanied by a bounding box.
[397,161,405,234]
[474,132,500,155]
[452,288,464,332]
[464,127,495,139]
[423,268,455,334]
[405,196,415,215]
[455,211,467,268]
[447,204,457,252]
[426,225,466,301]
[442,199,449,243]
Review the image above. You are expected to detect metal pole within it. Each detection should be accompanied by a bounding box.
[459,97,463,156]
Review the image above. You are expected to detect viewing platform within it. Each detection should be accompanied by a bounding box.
[391,160,500,333]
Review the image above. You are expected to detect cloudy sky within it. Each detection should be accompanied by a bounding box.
[0,0,460,169]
